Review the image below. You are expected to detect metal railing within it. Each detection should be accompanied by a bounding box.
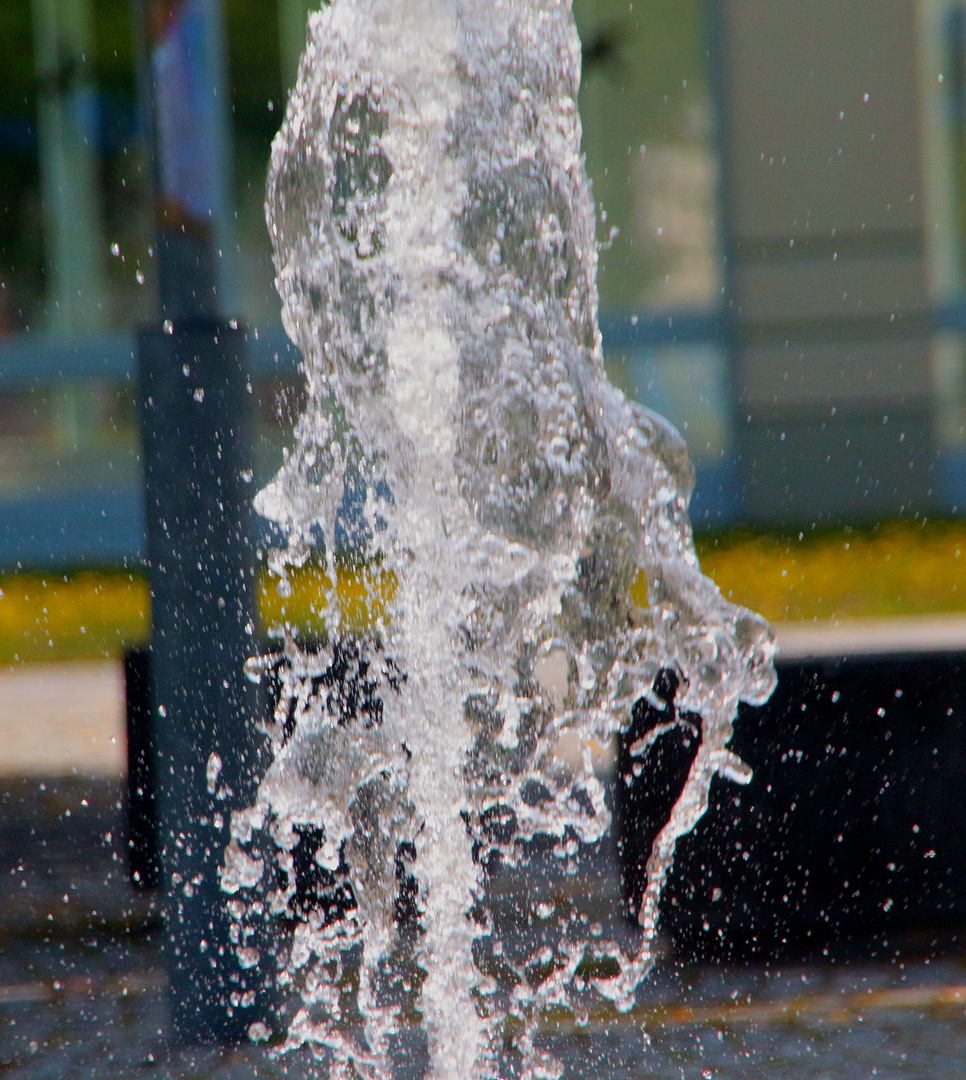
[3,302,966,570]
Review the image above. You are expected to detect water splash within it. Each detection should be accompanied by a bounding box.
[223,1,776,1076]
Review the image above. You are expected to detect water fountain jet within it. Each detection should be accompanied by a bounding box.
[223,2,776,1076]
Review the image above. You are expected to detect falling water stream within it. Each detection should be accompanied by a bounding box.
[220,1,776,1076]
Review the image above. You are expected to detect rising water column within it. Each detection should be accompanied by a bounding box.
[225,0,776,1076]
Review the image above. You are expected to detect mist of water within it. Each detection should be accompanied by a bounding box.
[220,2,776,1076]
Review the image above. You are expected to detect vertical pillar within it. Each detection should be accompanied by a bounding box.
[920,0,966,503]
[31,0,107,453]
[139,321,269,1042]
[125,647,159,890]
[140,0,237,320]
[136,0,270,1042]
[31,0,107,333]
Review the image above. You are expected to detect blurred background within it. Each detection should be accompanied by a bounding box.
[4,2,966,1073]
[2,0,966,662]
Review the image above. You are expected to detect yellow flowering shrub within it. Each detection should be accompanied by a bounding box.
[2,520,965,663]
[0,571,150,664]
[0,558,398,663]
[696,521,966,623]
[257,557,397,641]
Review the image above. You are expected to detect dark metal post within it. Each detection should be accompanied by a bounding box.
[132,0,272,1042]
[125,646,159,890]
[139,320,270,1041]
[137,0,236,323]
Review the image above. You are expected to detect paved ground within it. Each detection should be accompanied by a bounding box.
[2,770,966,1079]
[0,660,125,777]
[4,615,966,781]
[775,612,966,660]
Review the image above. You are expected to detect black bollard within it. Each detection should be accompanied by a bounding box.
[138,319,272,1041]
[124,646,159,890]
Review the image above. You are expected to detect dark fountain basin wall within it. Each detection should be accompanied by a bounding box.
[615,649,966,961]
[127,641,966,963]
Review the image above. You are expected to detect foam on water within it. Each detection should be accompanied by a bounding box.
[222,2,776,1076]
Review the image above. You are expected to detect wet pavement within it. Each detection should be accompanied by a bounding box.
[3,772,966,1078]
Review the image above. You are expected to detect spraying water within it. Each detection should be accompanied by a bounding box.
[221,1,776,1076]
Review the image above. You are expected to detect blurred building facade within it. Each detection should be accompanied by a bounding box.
[715,0,961,527]
[2,0,966,568]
